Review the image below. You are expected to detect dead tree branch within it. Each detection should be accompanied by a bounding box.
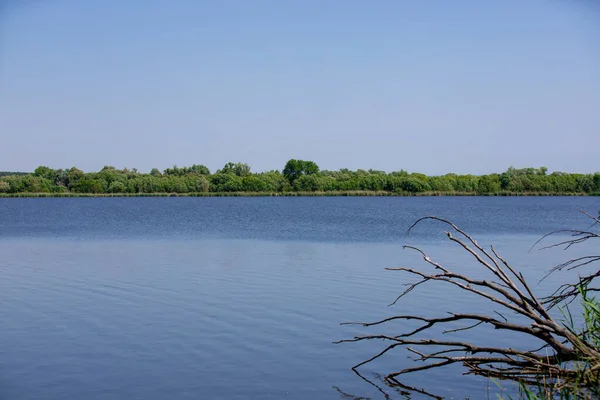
[532,210,600,309]
[337,214,600,396]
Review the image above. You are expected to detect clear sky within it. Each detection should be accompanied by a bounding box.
[1,0,599,175]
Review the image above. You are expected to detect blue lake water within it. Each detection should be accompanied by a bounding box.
[0,197,598,399]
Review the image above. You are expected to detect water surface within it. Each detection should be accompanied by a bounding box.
[1,197,598,399]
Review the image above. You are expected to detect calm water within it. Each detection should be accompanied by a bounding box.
[1,197,598,399]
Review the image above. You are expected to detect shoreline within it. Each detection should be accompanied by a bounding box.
[0,191,595,198]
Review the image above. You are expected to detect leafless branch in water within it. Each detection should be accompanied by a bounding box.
[532,210,600,309]
[336,214,600,397]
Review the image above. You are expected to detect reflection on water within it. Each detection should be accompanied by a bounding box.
[333,369,440,399]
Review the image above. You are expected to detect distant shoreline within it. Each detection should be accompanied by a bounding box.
[2,164,599,197]
[0,191,594,198]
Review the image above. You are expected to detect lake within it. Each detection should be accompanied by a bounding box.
[1,197,598,399]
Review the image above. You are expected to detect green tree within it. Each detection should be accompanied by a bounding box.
[283,159,319,183]
[186,175,210,192]
[71,178,106,193]
[219,162,251,177]
[241,176,268,192]
[359,174,387,191]
[150,168,162,177]
[389,170,409,177]
[454,175,478,192]
[108,181,126,193]
[476,174,501,194]
[188,164,210,175]
[428,176,455,192]
[161,176,188,193]
[12,176,55,193]
[293,174,324,191]
[3,175,26,193]
[400,177,430,193]
[33,166,56,180]
[210,173,243,192]
[410,173,428,182]
[550,172,577,193]
[163,165,186,176]
[67,167,85,188]
[0,180,9,193]
[255,171,289,192]
[97,168,122,186]
[593,173,600,192]
[576,174,595,193]
[128,176,161,193]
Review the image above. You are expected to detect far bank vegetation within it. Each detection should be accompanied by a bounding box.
[1,161,599,196]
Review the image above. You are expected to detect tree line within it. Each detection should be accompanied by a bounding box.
[0,160,599,195]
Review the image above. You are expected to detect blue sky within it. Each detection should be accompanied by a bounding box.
[1,0,598,174]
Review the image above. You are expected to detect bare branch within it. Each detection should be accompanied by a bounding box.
[338,214,600,397]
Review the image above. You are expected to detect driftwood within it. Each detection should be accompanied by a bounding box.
[336,212,600,397]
